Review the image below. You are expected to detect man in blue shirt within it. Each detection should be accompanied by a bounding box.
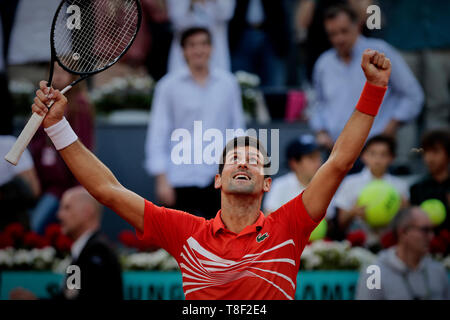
[309,4,423,154]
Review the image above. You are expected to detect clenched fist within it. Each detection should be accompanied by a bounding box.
[32,81,68,128]
[361,49,391,87]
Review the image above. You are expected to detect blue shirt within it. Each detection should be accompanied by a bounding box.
[309,36,424,142]
[145,67,245,188]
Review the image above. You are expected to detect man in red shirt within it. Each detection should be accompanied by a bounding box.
[30,49,391,300]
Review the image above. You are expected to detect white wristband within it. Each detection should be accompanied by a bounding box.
[44,117,78,150]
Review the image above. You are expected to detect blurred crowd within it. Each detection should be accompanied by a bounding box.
[0,0,449,300]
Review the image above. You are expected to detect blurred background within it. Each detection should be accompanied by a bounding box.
[0,0,449,300]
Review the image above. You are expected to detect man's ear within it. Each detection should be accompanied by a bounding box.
[263,177,272,193]
[214,174,222,189]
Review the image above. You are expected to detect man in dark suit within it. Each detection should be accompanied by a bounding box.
[228,0,291,87]
[10,186,123,300]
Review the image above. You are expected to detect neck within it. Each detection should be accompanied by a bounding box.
[189,64,209,85]
[294,172,310,187]
[395,244,423,270]
[340,53,351,63]
[71,225,98,242]
[370,168,386,179]
[431,168,448,183]
[220,193,262,234]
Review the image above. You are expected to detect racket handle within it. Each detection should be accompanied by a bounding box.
[4,112,45,165]
[47,85,72,108]
[5,84,72,165]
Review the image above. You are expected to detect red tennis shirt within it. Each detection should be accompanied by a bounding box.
[136,192,320,300]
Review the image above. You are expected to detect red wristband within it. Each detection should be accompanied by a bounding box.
[355,82,387,116]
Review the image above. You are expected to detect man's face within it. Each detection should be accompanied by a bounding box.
[423,145,449,176]
[400,210,434,256]
[216,146,271,195]
[290,151,322,184]
[324,13,359,58]
[361,143,393,176]
[57,192,85,239]
[183,32,211,68]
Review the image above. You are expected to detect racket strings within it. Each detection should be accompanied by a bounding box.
[85,4,136,70]
[57,1,136,71]
[54,0,138,74]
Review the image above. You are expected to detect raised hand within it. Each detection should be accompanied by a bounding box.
[32,81,68,128]
[361,49,391,87]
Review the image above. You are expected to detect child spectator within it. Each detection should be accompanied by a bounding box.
[410,129,450,232]
[333,135,409,241]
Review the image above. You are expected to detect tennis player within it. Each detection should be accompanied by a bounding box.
[30,49,391,300]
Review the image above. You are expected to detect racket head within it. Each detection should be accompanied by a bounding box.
[50,0,142,78]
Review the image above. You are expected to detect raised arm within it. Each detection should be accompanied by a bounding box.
[303,49,391,222]
[31,81,145,232]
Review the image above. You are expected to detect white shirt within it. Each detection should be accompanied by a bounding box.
[0,136,34,186]
[263,172,337,219]
[145,67,245,188]
[334,167,410,212]
[167,0,235,72]
[71,231,95,261]
[8,0,61,65]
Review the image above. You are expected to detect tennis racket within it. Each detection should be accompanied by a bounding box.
[5,0,142,165]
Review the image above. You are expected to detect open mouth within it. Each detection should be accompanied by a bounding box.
[233,173,251,181]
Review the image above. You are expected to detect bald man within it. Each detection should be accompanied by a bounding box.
[356,207,449,300]
[11,186,123,300]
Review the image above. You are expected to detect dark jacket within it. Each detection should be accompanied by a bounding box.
[228,0,290,57]
[57,231,123,300]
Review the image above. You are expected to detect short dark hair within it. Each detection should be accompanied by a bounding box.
[362,135,397,157]
[180,27,212,48]
[421,129,450,157]
[286,135,319,162]
[391,206,425,241]
[324,4,359,24]
[218,136,271,177]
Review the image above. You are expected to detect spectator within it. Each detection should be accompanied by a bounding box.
[0,135,40,230]
[229,0,290,87]
[410,129,450,232]
[333,135,409,239]
[10,186,123,300]
[263,134,336,218]
[296,0,373,82]
[7,0,60,84]
[121,0,172,81]
[144,27,245,219]
[379,0,450,131]
[308,4,423,154]
[29,63,94,235]
[356,207,449,300]
[167,0,235,73]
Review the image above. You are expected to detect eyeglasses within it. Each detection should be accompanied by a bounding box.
[408,226,435,234]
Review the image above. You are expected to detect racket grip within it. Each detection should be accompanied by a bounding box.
[4,112,45,165]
